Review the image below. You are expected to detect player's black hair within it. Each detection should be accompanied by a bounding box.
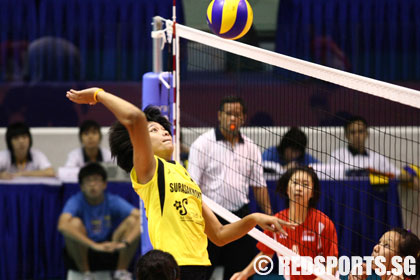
[109,106,171,173]
[276,166,320,209]
[136,249,180,280]
[388,228,420,280]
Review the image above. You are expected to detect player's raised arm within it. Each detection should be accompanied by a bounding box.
[66,88,156,183]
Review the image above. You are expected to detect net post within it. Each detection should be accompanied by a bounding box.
[171,7,180,162]
[152,16,163,73]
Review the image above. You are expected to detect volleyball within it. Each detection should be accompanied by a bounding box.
[206,0,253,40]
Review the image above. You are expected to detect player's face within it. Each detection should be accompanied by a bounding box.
[218,102,245,136]
[81,174,106,201]
[81,128,101,149]
[346,121,368,151]
[287,171,314,207]
[371,231,401,271]
[11,134,30,158]
[148,122,173,160]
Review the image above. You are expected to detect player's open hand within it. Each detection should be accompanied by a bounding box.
[253,213,297,237]
[66,88,102,105]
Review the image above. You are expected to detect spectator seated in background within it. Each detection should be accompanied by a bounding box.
[25,36,80,82]
[58,163,140,280]
[262,127,318,174]
[231,166,338,280]
[65,120,113,168]
[136,250,180,280]
[329,116,399,179]
[0,122,55,179]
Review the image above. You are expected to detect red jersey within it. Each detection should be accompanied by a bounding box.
[257,208,338,280]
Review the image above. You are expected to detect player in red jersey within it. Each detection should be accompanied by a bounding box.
[231,166,338,280]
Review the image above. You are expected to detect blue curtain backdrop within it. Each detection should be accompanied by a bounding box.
[0,0,184,82]
[276,0,420,81]
[1,0,419,81]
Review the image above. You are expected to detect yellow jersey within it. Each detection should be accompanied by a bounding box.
[131,156,210,266]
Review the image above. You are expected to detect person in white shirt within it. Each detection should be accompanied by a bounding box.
[65,120,112,168]
[0,122,54,179]
[330,116,399,177]
[188,96,272,280]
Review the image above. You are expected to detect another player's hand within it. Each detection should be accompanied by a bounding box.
[66,88,102,105]
[253,213,297,237]
[230,271,249,280]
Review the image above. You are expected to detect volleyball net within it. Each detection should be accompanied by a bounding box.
[158,19,420,278]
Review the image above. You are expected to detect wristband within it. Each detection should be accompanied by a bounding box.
[93,88,104,103]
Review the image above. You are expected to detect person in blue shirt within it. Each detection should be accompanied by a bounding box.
[263,127,318,170]
[58,162,140,280]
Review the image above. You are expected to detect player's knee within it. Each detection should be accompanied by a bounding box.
[69,217,87,233]
[123,214,139,228]
[129,214,140,225]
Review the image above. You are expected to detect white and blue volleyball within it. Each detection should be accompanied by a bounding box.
[207,0,253,40]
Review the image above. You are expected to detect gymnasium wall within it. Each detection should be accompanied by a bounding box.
[1,126,418,172]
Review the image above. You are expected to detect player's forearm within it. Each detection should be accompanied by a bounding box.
[215,213,261,246]
[96,90,146,128]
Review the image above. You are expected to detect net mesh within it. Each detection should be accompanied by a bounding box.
[175,23,420,273]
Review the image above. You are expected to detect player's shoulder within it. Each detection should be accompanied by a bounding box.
[156,156,183,172]
[310,209,334,224]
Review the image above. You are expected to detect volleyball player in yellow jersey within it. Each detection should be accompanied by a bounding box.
[66,88,296,280]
